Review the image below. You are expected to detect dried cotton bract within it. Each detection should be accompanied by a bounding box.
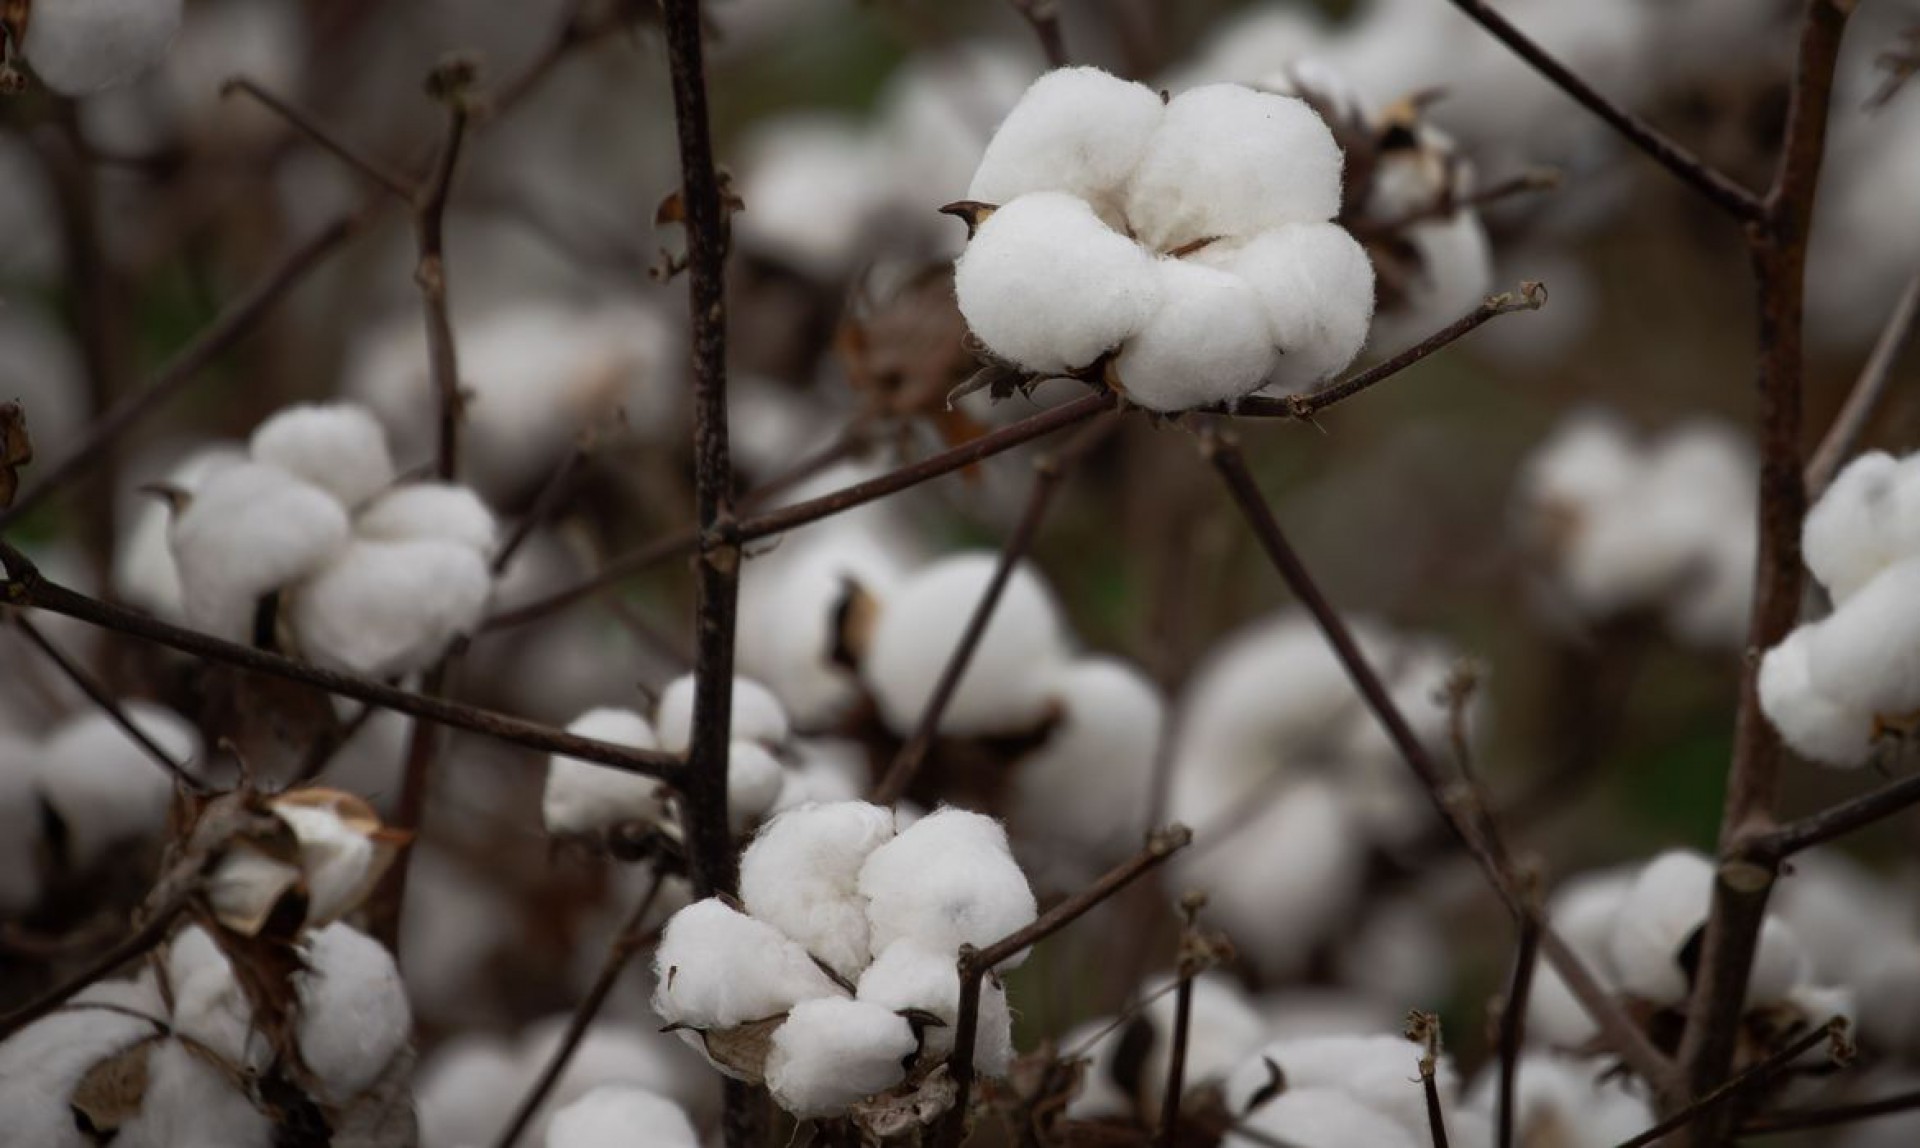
[954,68,1374,411]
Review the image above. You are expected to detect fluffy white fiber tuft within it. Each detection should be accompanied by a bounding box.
[1759,628,1876,767]
[37,704,200,868]
[542,708,669,836]
[295,924,411,1101]
[1196,223,1375,396]
[857,807,1038,967]
[247,402,397,510]
[355,483,498,553]
[763,997,917,1118]
[1229,1088,1420,1148]
[1112,257,1276,411]
[967,67,1166,214]
[855,938,1016,1075]
[544,1086,699,1148]
[288,538,491,677]
[740,802,897,979]
[655,674,792,753]
[650,898,844,1032]
[169,461,351,640]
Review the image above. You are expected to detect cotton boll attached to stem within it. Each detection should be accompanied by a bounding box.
[287,537,492,677]
[1804,558,1920,722]
[354,483,498,553]
[764,997,917,1118]
[857,808,1038,967]
[655,674,791,753]
[966,67,1166,215]
[855,938,1016,1074]
[740,802,896,979]
[1010,658,1162,878]
[295,924,411,1102]
[247,402,397,511]
[650,898,846,1033]
[542,708,670,837]
[36,704,200,870]
[1195,223,1375,395]
[1760,627,1876,767]
[169,461,351,641]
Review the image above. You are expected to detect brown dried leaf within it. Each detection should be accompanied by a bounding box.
[693,1013,787,1083]
[70,1035,161,1138]
[851,1064,958,1140]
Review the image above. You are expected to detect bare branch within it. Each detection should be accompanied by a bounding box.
[1805,266,1920,497]
[1615,1020,1847,1148]
[221,77,415,199]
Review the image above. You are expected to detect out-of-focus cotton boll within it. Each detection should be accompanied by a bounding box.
[1010,658,1161,881]
[160,0,303,143]
[1808,78,1920,350]
[655,674,791,753]
[1230,1087,1421,1148]
[1369,209,1493,353]
[740,802,896,979]
[248,402,397,511]
[855,938,1015,1074]
[1193,223,1376,396]
[354,482,498,553]
[764,997,917,1118]
[296,924,410,1102]
[1760,627,1876,767]
[1071,974,1268,1121]
[20,0,184,96]
[1806,556,1920,713]
[967,67,1166,216]
[862,553,1070,736]
[772,738,869,813]
[544,1085,699,1148]
[37,704,199,869]
[115,445,245,620]
[1227,1032,1456,1144]
[874,43,1036,226]
[0,308,86,466]
[542,708,669,837]
[1464,1053,1655,1148]
[858,808,1038,967]
[953,191,1163,377]
[735,115,889,279]
[169,461,351,640]
[650,898,845,1033]
[288,537,491,677]
[1174,6,1332,87]
[1770,851,1912,987]
[1607,850,1811,1007]
[1525,869,1631,1048]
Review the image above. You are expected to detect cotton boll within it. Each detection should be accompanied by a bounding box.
[741,802,897,979]
[1227,1033,1450,1143]
[414,1034,526,1148]
[545,1085,699,1148]
[515,1016,713,1131]
[1607,850,1713,1004]
[966,67,1166,216]
[355,483,498,554]
[862,552,1070,736]
[1176,6,1332,86]
[293,924,411,1101]
[114,445,245,620]
[1070,974,1267,1121]
[36,704,199,869]
[21,0,184,96]
[171,960,269,1074]
[1747,917,1814,1005]
[954,191,1163,376]
[1465,1053,1655,1148]
[735,115,890,279]
[170,461,352,640]
[1196,223,1375,395]
[727,741,789,830]
[1111,257,1277,411]
[875,44,1038,224]
[1804,453,1903,602]
[115,1038,273,1148]
[1805,559,1920,721]
[650,898,845,1032]
[771,738,870,814]
[1516,410,1639,532]
[270,802,378,926]
[655,675,791,753]
[1229,1087,1420,1148]
[1770,850,1911,984]
[542,708,669,836]
[1525,870,1631,1048]
[858,808,1038,967]
[248,403,397,511]
[1010,658,1161,878]
[289,537,492,677]
[854,939,1016,1074]
[1370,212,1493,354]
[765,997,917,1118]
[1760,628,1876,768]
[0,1005,163,1148]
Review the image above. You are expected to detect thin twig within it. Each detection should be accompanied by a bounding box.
[0,890,190,1041]
[1805,266,1920,497]
[1741,1084,1920,1135]
[1614,1020,1847,1148]
[221,77,414,199]
[492,873,668,1148]
[1753,768,1920,860]
[493,441,593,577]
[1497,915,1540,1148]
[1409,1012,1451,1148]
[1441,0,1764,221]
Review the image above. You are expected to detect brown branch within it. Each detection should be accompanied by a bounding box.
[221,77,414,199]
[0,889,189,1041]
[1615,1019,1845,1148]
[492,872,668,1148]
[1805,266,1920,497]
[1496,915,1540,1148]
[1741,1084,1920,1136]
[1410,1013,1451,1148]
[0,544,681,780]
[493,441,592,577]
[1753,767,1920,860]
[1677,2,1852,1123]
[1441,0,1764,221]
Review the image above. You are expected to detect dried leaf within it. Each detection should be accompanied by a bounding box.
[695,1014,787,1083]
[1,400,31,510]
[70,1035,161,1138]
[852,1065,958,1140]
[830,577,883,670]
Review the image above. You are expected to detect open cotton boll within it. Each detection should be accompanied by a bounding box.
[953,191,1162,377]
[1228,1033,1451,1144]
[734,115,890,279]
[863,553,1070,737]
[20,0,184,96]
[966,67,1166,215]
[288,537,492,677]
[858,808,1038,966]
[1111,257,1278,412]
[296,924,410,1101]
[0,1005,163,1148]
[115,1038,274,1148]
[114,445,244,620]
[765,997,917,1118]
[740,802,896,979]
[1465,1053,1655,1148]
[171,959,269,1075]
[1803,452,1909,603]
[1010,658,1161,877]
[1805,559,1920,721]
[655,674,791,753]
[1125,85,1342,252]
[1195,223,1375,395]
[650,899,845,1032]
[37,704,199,869]
[874,43,1037,224]
[272,802,378,925]
[542,708,669,836]
[545,1085,699,1148]
[1761,627,1876,767]
[515,1016,714,1129]
[170,461,351,640]
[1229,1087,1420,1148]
[354,483,498,554]
[1370,211,1493,353]
[248,403,397,511]
[1517,410,1639,526]
[1607,850,1713,1004]
[855,938,1016,1074]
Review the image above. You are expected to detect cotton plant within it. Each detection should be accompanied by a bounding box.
[1761,450,1920,767]
[1166,608,1463,976]
[950,66,1376,413]
[155,401,499,676]
[648,803,1035,1121]
[2,0,183,96]
[1512,408,1757,648]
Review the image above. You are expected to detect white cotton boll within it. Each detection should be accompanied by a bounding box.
[1517,410,1639,530]
[21,0,184,96]
[954,191,1162,376]
[115,1038,273,1148]
[875,44,1038,224]
[1230,1087,1420,1148]
[415,1034,525,1148]
[863,552,1070,737]
[1069,974,1266,1121]
[1805,559,1920,721]
[1010,658,1161,878]
[966,67,1165,215]
[1228,1033,1449,1144]
[36,704,199,869]
[542,708,668,836]
[171,960,269,1075]
[114,445,245,621]
[355,483,498,554]
[515,1016,713,1131]
[727,741,789,830]
[203,843,303,936]
[288,537,492,677]
[1761,627,1876,767]
[1803,452,1903,603]
[655,675,791,753]
[0,1006,161,1148]
[1125,85,1343,252]
[741,801,897,979]
[1111,257,1278,411]
[248,403,397,511]
[170,461,351,640]
[1176,7,1332,86]
[1608,850,1713,1004]
[296,924,410,1101]
[735,115,890,279]
[765,997,917,1118]
[1370,212,1494,353]
[1525,870,1631,1048]
[1465,1053,1655,1148]
[272,803,375,925]
[650,899,845,1032]
[1196,223,1375,396]
[858,808,1038,967]
[855,939,1016,1075]
[545,1085,699,1148]
[1747,917,1813,1005]
[771,738,870,814]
